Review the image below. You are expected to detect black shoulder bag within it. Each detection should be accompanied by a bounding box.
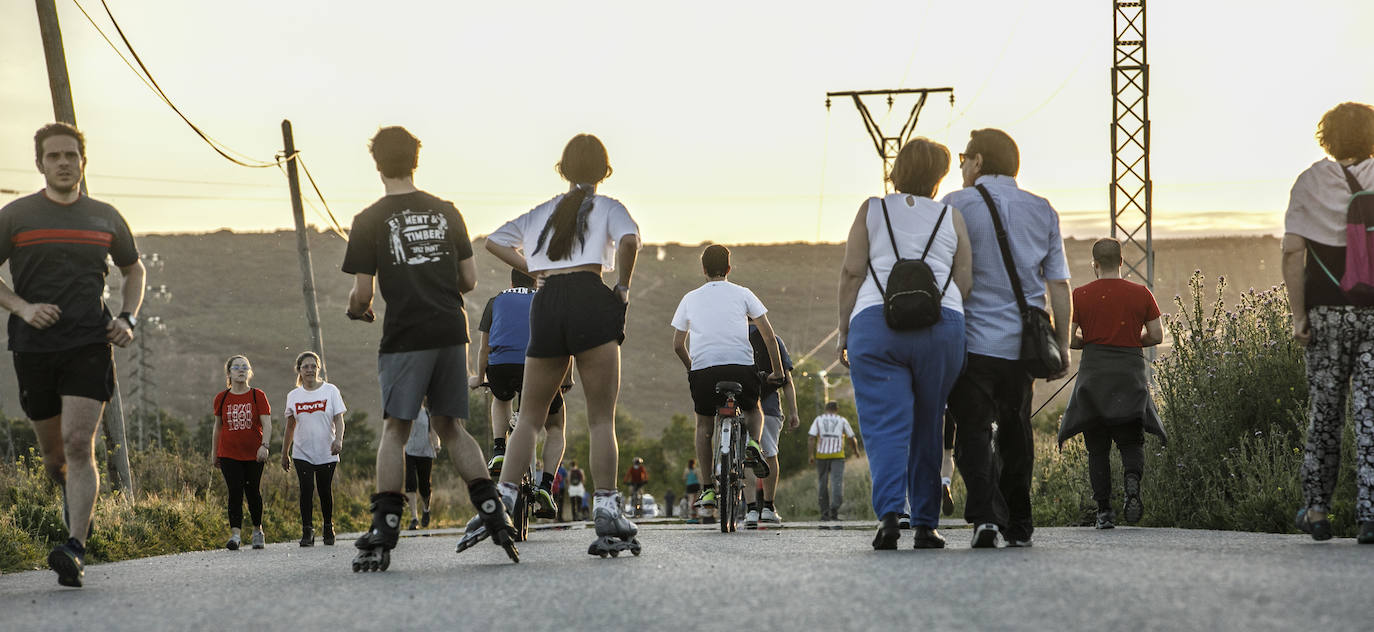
[866,198,953,330]
[976,184,1063,378]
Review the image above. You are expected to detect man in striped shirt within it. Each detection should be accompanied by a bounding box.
[808,402,859,525]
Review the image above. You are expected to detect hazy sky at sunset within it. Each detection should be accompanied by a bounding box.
[2,0,1372,242]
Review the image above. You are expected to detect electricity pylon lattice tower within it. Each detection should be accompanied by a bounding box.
[827,88,955,191]
[1111,0,1153,288]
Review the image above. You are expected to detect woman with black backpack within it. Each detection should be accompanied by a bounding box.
[837,138,972,551]
[211,355,272,551]
[1283,101,1374,544]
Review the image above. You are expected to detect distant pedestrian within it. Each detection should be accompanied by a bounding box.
[1056,238,1166,529]
[212,355,272,551]
[664,489,676,518]
[808,402,859,524]
[281,351,346,547]
[1282,101,1374,543]
[0,122,146,587]
[749,324,801,527]
[838,137,971,549]
[684,459,701,522]
[624,457,649,517]
[555,462,569,522]
[567,460,587,521]
[942,128,1073,548]
[404,403,440,530]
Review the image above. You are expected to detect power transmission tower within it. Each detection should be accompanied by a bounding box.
[1111,1,1153,288]
[826,87,955,190]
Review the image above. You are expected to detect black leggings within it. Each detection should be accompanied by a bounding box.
[220,458,264,529]
[294,459,337,527]
[404,454,433,503]
[1083,421,1145,511]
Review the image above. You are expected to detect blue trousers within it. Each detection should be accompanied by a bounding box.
[848,306,965,527]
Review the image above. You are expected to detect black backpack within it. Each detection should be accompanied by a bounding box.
[866,198,953,330]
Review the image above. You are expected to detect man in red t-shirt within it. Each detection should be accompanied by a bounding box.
[1059,238,1167,530]
[623,458,649,517]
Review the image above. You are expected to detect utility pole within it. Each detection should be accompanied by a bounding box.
[35,0,133,494]
[1111,0,1153,288]
[826,87,955,190]
[281,120,326,358]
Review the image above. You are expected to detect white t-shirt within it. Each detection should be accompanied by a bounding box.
[808,413,854,459]
[486,192,640,273]
[285,382,346,465]
[851,193,962,324]
[670,280,768,370]
[1285,157,1374,247]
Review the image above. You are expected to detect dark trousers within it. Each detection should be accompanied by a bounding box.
[220,458,264,529]
[294,459,336,528]
[1083,421,1144,511]
[404,454,433,504]
[947,353,1034,541]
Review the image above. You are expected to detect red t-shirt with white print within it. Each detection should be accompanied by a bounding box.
[214,388,271,461]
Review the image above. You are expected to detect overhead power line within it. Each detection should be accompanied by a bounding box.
[71,0,290,169]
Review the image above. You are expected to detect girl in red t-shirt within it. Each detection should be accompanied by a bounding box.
[212,355,272,550]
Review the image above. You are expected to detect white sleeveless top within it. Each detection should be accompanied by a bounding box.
[850,193,962,324]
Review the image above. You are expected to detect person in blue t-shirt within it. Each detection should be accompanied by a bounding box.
[470,268,572,518]
[748,324,799,527]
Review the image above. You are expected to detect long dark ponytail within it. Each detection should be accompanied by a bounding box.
[534,134,611,261]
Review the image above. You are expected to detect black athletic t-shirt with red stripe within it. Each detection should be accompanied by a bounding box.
[0,192,139,352]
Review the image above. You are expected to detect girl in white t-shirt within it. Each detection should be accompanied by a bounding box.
[281,351,347,547]
[484,134,642,558]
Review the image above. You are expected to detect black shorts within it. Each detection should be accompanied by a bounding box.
[13,343,115,420]
[527,272,626,358]
[404,454,433,494]
[686,483,702,494]
[687,364,760,417]
[485,363,564,414]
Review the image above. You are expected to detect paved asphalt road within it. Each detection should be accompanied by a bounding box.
[0,521,1369,631]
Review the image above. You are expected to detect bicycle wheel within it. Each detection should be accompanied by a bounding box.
[731,418,747,532]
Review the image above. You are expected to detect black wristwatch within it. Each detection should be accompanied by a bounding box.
[118,312,138,328]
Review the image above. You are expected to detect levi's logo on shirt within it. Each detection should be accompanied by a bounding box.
[295,400,327,414]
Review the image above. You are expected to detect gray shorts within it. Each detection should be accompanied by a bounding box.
[377,344,469,420]
[761,414,783,458]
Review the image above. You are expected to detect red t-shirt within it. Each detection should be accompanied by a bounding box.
[213,388,271,461]
[1071,278,1161,347]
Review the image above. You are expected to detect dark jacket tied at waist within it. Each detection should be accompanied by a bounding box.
[1057,344,1168,447]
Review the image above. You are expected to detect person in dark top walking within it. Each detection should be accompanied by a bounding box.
[0,123,145,587]
[342,126,517,569]
[1056,238,1166,529]
[749,324,800,527]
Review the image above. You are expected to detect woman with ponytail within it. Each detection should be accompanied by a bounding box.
[485,134,642,558]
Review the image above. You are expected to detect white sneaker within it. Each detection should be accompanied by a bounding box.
[760,507,782,524]
[898,513,911,529]
[744,509,759,528]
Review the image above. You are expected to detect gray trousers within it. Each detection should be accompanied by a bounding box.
[816,458,845,520]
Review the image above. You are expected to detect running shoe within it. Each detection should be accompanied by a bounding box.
[409,517,419,531]
[971,523,1000,549]
[534,488,558,519]
[1295,508,1333,541]
[744,509,759,529]
[48,538,85,588]
[487,454,505,477]
[251,530,265,549]
[743,439,771,478]
[421,510,431,528]
[1123,473,1144,524]
[760,507,782,524]
[226,535,241,551]
[1096,510,1116,530]
[695,488,718,508]
[1006,537,1033,548]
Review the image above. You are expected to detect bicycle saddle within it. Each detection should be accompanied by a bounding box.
[714,381,742,395]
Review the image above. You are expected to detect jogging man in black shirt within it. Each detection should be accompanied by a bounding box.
[342,126,517,569]
[0,123,145,587]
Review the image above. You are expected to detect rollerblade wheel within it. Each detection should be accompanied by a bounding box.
[352,561,361,573]
[379,551,390,571]
[609,549,620,558]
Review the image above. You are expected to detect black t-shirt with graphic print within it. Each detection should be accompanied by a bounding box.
[0,192,139,353]
[341,191,474,353]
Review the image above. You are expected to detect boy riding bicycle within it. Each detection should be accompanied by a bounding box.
[670,245,785,518]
